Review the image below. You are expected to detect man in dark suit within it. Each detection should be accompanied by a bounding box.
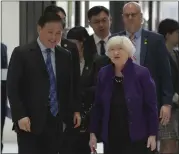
[44,5,80,109]
[7,13,81,154]
[83,6,112,66]
[1,42,8,151]
[114,1,173,123]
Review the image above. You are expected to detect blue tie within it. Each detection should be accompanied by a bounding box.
[45,48,58,116]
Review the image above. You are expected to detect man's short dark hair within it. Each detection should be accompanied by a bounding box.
[44,5,66,16]
[87,6,110,20]
[38,12,63,28]
[158,18,179,39]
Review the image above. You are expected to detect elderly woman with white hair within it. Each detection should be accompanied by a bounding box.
[89,36,158,154]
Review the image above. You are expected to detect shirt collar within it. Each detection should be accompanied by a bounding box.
[37,37,55,52]
[126,28,142,39]
[93,33,111,45]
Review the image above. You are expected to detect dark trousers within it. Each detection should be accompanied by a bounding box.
[17,110,63,154]
[104,140,156,154]
[73,132,91,154]
[63,127,91,154]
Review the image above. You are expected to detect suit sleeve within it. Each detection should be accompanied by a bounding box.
[7,47,27,122]
[71,44,81,112]
[157,35,173,105]
[89,70,102,135]
[141,67,158,136]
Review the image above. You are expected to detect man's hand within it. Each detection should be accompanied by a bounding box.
[18,117,31,132]
[73,112,81,128]
[160,105,171,125]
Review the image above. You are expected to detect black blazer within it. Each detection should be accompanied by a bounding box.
[169,50,179,95]
[61,38,80,111]
[110,29,173,108]
[7,40,76,134]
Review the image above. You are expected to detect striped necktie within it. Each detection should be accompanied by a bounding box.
[129,34,137,62]
[45,48,58,116]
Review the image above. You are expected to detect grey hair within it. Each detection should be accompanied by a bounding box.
[123,2,143,14]
[106,36,136,58]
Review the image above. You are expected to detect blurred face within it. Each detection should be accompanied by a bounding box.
[38,21,63,48]
[89,11,111,39]
[122,3,142,33]
[108,44,129,66]
[166,30,179,47]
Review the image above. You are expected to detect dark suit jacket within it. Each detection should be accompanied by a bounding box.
[61,38,80,112]
[110,29,173,108]
[89,59,158,143]
[7,40,77,134]
[169,50,179,97]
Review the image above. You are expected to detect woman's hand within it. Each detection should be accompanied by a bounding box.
[89,133,97,152]
[147,136,156,151]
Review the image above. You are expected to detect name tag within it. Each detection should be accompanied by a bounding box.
[1,69,7,81]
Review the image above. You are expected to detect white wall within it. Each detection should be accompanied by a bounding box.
[1,1,19,144]
[1,1,20,63]
[160,2,178,21]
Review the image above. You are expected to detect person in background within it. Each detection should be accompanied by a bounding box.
[7,13,80,154]
[110,1,173,138]
[1,43,8,151]
[67,26,92,154]
[89,36,158,154]
[158,18,179,154]
[44,5,81,119]
[84,6,112,67]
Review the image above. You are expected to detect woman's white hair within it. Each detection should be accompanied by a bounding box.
[106,36,136,58]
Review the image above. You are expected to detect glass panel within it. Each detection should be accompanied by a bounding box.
[159,2,178,21]
[139,1,149,30]
[80,1,85,27]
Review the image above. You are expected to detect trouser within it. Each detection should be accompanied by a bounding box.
[17,110,64,154]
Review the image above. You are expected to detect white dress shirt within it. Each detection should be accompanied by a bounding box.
[93,33,111,55]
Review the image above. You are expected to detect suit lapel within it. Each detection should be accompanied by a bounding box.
[30,41,48,76]
[81,63,90,77]
[89,35,98,55]
[169,54,178,71]
[61,38,68,49]
[140,29,148,65]
[54,47,65,94]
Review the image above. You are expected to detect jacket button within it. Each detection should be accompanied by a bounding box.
[127,98,130,101]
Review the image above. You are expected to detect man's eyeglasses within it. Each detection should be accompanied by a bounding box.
[90,18,109,25]
[123,12,140,18]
